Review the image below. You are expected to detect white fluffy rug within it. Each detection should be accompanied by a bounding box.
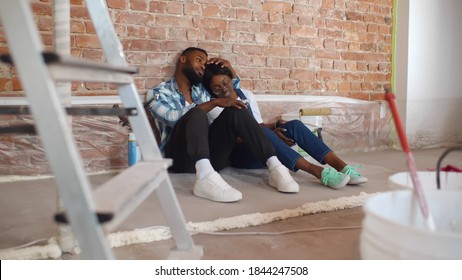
[0,162,392,259]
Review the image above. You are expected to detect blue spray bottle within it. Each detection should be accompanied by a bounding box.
[128,132,138,166]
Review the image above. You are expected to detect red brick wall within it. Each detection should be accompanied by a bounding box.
[1,0,393,99]
[0,0,393,176]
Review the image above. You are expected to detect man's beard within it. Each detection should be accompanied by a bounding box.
[182,63,203,85]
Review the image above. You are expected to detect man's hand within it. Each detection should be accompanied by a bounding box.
[207,57,237,78]
[207,57,231,67]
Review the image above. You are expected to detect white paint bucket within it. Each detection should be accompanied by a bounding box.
[388,171,461,191]
[360,190,462,259]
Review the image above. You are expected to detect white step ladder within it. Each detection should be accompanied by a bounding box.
[0,0,202,259]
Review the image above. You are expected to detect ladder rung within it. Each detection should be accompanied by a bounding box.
[95,160,171,214]
[94,160,172,230]
[0,54,14,64]
[0,105,30,115]
[0,124,36,134]
[65,107,138,116]
[0,106,138,116]
[1,52,138,84]
[1,52,139,74]
[53,160,172,227]
[54,212,113,224]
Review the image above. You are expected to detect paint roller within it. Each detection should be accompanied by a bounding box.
[298,108,331,141]
[299,108,332,116]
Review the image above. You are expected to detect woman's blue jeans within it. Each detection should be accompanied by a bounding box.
[230,120,332,171]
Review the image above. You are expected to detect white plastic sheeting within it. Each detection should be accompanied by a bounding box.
[0,112,129,176]
[0,96,393,176]
[256,95,393,154]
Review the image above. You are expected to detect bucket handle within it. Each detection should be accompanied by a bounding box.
[436,147,462,190]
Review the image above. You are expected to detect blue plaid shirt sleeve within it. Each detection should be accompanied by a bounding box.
[149,79,195,127]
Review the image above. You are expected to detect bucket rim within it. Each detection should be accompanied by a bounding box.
[363,190,462,239]
[387,171,462,192]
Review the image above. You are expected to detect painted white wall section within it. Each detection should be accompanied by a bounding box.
[397,0,462,148]
[394,0,409,132]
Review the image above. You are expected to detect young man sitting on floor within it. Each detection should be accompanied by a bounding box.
[146,47,299,203]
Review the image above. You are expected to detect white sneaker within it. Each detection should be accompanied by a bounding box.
[268,165,299,193]
[193,171,242,202]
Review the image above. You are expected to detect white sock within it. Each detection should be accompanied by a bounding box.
[195,159,215,180]
[266,156,282,171]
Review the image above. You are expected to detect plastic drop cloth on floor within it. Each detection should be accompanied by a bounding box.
[0,96,393,176]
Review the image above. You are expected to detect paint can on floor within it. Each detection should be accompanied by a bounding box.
[360,190,462,259]
[388,171,461,191]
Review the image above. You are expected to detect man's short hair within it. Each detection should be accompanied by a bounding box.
[181,47,208,57]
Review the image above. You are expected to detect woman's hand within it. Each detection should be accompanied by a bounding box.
[275,119,287,129]
[274,127,295,146]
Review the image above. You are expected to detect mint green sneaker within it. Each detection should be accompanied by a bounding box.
[320,168,350,189]
[341,165,368,185]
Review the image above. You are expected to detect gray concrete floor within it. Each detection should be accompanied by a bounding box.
[108,147,459,260]
[1,147,460,260]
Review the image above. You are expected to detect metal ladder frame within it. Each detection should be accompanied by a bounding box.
[0,0,202,259]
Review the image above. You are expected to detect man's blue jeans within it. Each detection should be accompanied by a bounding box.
[230,120,332,171]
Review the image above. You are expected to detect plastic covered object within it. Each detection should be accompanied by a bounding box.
[0,110,130,176]
[0,96,394,176]
[256,96,393,154]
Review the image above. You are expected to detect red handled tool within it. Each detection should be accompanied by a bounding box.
[385,90,435,230]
